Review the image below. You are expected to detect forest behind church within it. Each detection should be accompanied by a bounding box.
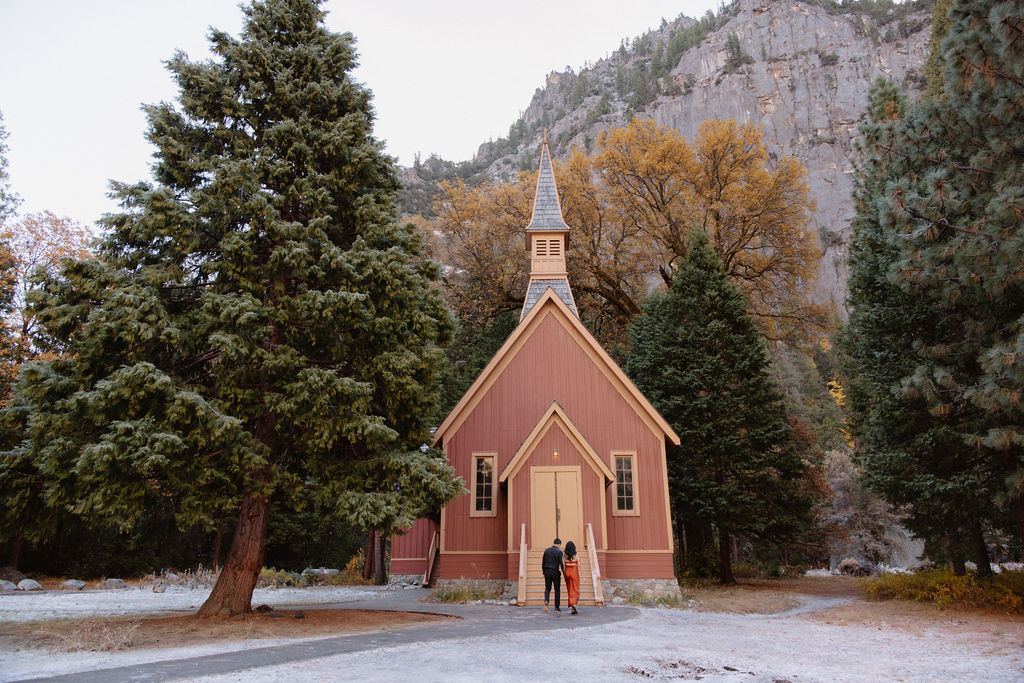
[0,0,1021,610]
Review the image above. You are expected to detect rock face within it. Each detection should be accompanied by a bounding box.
[468,0,933,316]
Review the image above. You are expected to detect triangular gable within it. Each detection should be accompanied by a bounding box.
[433,288,681,447]
[499,401,614,484]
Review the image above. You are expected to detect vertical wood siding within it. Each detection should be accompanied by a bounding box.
[390,518,438,576]
[444,311,671,558]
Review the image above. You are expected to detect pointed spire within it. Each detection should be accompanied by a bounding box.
[526,139,570,231]
[521,140,577,321]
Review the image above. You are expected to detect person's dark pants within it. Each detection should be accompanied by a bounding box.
[543,569,561,607]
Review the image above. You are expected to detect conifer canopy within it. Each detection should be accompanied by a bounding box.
[626,230,809,583]
[7,0,462,614]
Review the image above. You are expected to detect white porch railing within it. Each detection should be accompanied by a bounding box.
[422,530,439,587]
[517,523,527,606]
[586,522,604,606]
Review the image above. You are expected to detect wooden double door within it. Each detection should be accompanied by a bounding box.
[530,466,583,549]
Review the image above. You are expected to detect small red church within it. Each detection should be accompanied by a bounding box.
[390,141,681,605]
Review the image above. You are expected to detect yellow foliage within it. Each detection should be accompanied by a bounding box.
[865,569,1024,613]
[430,119,828,346]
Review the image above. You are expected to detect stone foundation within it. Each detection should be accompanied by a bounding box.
[387,574,423,587]
[601,578,683,603]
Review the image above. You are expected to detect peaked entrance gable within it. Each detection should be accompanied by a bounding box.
[500,400,615,484]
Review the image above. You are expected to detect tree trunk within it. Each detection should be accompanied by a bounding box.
[158,526,174,570]
[952,556,967,576]
[718,528,735,584]
[211,524,223,573]
[197,491,269,617]
[1014,496,1024,550]
[972,524,992,577]
[362,530,375,581]
[373,532,386,585]
[7,535,22,569]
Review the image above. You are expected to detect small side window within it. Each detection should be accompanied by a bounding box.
[613,453,638,516]
[470,453,497,517]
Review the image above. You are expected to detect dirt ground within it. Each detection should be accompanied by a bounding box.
[1,609,454,653]
[5,575,1021,657]
[680,575,863,613]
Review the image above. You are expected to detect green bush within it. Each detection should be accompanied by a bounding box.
[864,569,1024,612]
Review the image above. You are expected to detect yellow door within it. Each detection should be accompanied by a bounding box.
[531,468,582,549]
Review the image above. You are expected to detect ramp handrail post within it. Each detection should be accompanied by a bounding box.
[517,523,527,606]
[586,522,604,605]
[422,530,439,587]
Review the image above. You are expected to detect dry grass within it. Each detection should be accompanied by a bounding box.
[680,575,863,614]
[1,609,454,653]
[26,619,141,652]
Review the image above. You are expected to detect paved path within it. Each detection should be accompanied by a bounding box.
[12,589,639,683]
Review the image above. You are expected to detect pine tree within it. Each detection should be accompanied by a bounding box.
[9,0,462,614]
[841,79,996,572]
[843,0,1024,569]
[0,110,20,224]
[626,230,810,583]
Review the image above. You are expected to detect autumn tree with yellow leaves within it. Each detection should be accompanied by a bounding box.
[432,118,826,348]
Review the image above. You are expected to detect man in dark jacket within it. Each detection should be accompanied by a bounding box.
[541,538,565,612]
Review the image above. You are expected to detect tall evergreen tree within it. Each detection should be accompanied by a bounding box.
[842,79,996,572]
[8,0,461,615]
[844,0,1024,568]
[626,230,810,583]
[0,110,20,224]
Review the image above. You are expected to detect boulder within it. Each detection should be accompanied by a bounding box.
[0,579,17,592]
[61,579,86,591]
[0,566,26,583]
[102,578,128,590]
[17,578,43,591]
[151,581,167,593]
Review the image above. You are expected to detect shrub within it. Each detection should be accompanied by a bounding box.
[624,591,686,608]
[428,579,502,603]
[865,569,1024,612]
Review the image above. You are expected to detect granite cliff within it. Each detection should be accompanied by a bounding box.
[402,0,935,315]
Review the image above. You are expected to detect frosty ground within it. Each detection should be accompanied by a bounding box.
[1,581,1022,682]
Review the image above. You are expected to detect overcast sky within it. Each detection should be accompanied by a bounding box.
[0,0,721,228]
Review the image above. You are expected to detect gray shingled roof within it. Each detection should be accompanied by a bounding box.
[521,279,577,320]
[526,142,570,231]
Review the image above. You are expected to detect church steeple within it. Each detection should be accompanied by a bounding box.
[521,138,578,320]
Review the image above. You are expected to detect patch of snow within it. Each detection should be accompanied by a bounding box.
[1,585,1022,682]
[804,568,834,577]
[0,585,388,623]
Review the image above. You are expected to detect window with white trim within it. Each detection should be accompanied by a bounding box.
[470,453,497,517]
[613,453,638,515]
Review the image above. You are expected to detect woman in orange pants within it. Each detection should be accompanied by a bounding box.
[563,540,580,614]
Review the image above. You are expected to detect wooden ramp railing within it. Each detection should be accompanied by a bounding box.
[517,523,527,605]
[422,530,439,587]
[586,522,604,606]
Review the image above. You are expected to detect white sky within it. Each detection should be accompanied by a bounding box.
[0,0,722,229]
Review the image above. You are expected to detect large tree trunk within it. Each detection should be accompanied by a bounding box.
[373,532,386,585]
[211,523,223,573]
[718,528,735,585]
[7,535,22,569]
[972,523,992,577]
[198,491,269,617]
[362,530,376,581]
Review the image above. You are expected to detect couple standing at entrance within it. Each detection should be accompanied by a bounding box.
[541,538,580,614]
